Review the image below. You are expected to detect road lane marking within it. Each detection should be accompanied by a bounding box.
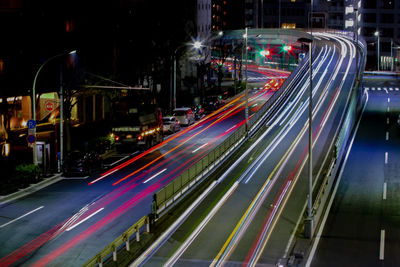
[387,106,390,112]
[386,132,389,141]
[387,118,390,124]
[384,88,388,94]
[109,154,133,167]
[192,143,208,153]
[383,182,387,200]
[385,152,388,164]
[66,208,104,231]
[389,87,393,91]
[143,168,167,183]
[0,206,44,228]
[224,125,237,133]
[380,230,385,260]
[388,98,390,103]
[378,87,381,91]
[305,89,369,267]
[396,87,399,91]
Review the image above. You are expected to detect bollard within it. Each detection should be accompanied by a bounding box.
[136,226,140,242]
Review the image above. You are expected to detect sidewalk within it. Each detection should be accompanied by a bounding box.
[0,148,118,205]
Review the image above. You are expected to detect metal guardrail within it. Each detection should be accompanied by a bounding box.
[83,216,150,267]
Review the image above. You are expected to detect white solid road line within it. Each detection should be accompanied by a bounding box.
[386,132,389,141]
[0,206,44,228]
[383,182,387,200]
[66,207,104,231]
[380,229,385,260]
[192,143,209,153]
[143,168,167,184]
[385,152,388,164]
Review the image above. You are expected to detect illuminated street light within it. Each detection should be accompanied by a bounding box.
[32,50,76,166]
[298,37,313,239]
[172,40,203,112]
[375,31,380,71]
[193,41,202,50]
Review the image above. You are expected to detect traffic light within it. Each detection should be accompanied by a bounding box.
[283,45,292,52]
[259,50,270,57]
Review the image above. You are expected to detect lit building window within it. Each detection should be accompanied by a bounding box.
[281,23,296,29]
[0,59,4,74]
[66,19,75,32]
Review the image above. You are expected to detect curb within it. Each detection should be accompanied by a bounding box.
[0,173,63,205]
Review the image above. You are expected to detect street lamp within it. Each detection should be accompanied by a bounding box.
[298,37,313,239]
[31,50,76,166]
[244,27,249,135]
[172,41,203,113]
[354,8,359,82]
[375,31,380,71]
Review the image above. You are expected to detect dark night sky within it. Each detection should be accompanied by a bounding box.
[0,0,197,97]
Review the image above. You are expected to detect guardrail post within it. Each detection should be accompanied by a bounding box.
[97,255,103,267]
[124,234,130,251]
[146,217,150,233]
[136,226,140,242]
[112,245,117,262]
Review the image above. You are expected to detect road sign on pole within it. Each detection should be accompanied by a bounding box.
[27,134,37,144]
[45,101,54,112]
[27,119,36,129]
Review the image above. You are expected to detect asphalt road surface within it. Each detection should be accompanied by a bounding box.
[137,33,362,266]
[0,66,287,265]
[309,76,400,267]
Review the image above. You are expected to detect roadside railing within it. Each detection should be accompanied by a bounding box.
[83,216,150,267]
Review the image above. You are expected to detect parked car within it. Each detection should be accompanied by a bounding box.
[63,151,104,176]
[162,116,181,133]
[173,107,195,126]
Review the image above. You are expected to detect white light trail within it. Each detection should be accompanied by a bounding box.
[66,208,104,231]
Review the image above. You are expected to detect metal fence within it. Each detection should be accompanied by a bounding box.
[83,216,150,267]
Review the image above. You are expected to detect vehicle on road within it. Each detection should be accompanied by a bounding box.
[111,90,163,151]
[162,116,181,133]
[63,151,104,176]
[192,105,205,120]
[173,107,195,126]
[203,95,224,113]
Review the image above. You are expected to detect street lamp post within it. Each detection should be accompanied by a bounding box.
[298,37,313,239]
[375,31,380,71]
[354,8,359,82]
[172,41,203,113]
[244,27,249,135]
[31,50,76,166]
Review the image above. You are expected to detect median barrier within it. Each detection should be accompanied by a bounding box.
[83,216,150,267]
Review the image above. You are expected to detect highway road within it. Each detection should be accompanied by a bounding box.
[0,66,287,265]
[308,76,400,267]
[137,32,363,266]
